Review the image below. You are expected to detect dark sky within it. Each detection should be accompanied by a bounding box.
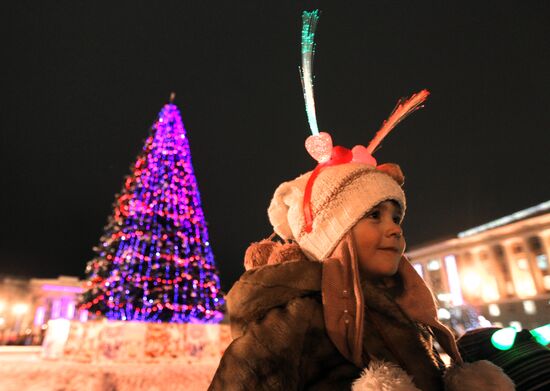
[2,2,549,291]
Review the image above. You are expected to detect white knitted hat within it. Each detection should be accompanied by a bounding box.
[268,162,405,261]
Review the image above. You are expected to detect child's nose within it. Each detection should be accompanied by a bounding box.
[385,221,402,238]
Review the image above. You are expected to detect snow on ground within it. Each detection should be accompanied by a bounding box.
[0,347,219,391]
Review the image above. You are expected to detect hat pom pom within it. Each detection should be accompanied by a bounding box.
[244,239,279,270]
[267,241,308,265]
[244,240,309,270]
[268,179,307,240]
[377,163,405,186]
[444,360,515,391]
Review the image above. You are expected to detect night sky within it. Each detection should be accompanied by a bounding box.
[2,2,549,291]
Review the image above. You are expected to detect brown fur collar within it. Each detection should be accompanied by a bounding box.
[226,259,322,338]
[244,239,309,270]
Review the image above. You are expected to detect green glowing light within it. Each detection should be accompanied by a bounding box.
[491,327,517,351]
[530,324,550,346]
[301,10,320,55]
[299,9,321,136]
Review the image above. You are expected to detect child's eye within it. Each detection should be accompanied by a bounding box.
[366,210,380,219]
[393,215,402,224]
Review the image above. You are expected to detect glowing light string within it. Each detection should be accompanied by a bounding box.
[300,10,320,136]
[366,89,430,155]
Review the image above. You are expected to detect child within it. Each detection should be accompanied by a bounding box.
[209,10,514,390]
[209,154,515,390]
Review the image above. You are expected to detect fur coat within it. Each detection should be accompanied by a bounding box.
[208,253,514,390]
[209,260,361,390]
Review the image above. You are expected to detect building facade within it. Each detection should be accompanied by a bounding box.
[0,275,85,345]
[406,201,550,332]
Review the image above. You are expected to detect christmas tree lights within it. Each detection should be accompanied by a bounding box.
[79,100,224,323]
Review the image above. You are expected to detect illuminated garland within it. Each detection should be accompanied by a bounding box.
[79,102,224,323]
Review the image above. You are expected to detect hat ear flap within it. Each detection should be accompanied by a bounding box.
[377,163,405,186]
[268,180,303,240]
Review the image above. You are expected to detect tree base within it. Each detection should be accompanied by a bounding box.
[43,319,231,363]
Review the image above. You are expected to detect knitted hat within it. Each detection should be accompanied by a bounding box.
[268,162,405,261]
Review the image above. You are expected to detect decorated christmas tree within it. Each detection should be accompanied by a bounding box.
[79,96,224,323]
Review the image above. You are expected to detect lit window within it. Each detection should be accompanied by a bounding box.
[444,255,464,306]
[34,306,46,326]
[437,293,452,302]
[517,259,529,270]
[536,254,548,270]
[488,304,500,317]
[523,300,537,315]
[413,263,424,278]
[510,321,522,331]
[66,301,75,319]
[482,282,500,302]
[493,322,504,328]
[51,299,61,319]
[427,260,441,271]
[79,310,89,322]
[477,315,492,327]
[463,272,482,292]
[516,278,537,297]
[12,303,28,316]
[437,308,451,320]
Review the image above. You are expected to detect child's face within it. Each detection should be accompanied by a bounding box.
[352,200,405,280]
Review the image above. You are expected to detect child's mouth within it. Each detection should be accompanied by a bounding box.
[378,247,399,253]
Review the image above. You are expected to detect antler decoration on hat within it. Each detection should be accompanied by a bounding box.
[365,89,430,155]
[303,90,430,166]
[299,10,430,233]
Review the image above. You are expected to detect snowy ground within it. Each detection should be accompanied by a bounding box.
[0,346,219,391]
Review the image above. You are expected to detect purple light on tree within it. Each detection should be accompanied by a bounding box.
[79,98,224,323]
